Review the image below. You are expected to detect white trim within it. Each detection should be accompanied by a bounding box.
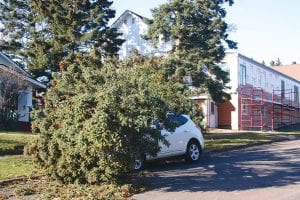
[111,10,147,29]
[189,95,209,100]
[0,52,28,76]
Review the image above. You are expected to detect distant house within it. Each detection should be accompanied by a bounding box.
[111,10,173,59]
[0,51,46,130]
[112,10,300,130]
[218,53,300,130]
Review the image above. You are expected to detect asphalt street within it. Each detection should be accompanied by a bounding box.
[133,140,300,200]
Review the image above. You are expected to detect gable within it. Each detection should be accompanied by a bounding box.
[112,10,173,59]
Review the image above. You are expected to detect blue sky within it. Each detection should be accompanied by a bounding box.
[112,0,300,65]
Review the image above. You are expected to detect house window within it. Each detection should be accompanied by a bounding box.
[211,102,215,115]
[132,18,135,24]
[124,19,127,24]
[240,64,246,85]
[281,80,285,99]
[294,85,299,103]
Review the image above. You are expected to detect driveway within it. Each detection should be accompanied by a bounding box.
[133,140,300,200]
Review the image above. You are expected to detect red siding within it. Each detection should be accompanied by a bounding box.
[18,121,31,131]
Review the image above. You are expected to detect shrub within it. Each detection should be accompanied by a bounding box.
[28,54,192,184]
[0,68,28,131]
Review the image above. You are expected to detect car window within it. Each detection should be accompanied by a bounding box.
[167,115,188,126]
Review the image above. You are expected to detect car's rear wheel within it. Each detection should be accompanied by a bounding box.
[134,155,145,171]
[185,140,201,163]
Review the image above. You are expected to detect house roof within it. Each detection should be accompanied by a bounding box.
[0,51,29,75]
[111,10,150,28]
[272,64,300,81]
[0,52,46,89]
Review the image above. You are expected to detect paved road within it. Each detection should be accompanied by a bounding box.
[133,140,300,200]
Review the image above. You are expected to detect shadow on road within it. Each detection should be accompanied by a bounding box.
[137,141,300,192]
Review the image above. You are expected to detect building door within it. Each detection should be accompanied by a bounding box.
[218,101,235,129]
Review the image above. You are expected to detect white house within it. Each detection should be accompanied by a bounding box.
[0,51,46,130]
[112,10,173,59]
[219,53,300,130]
[112,10,300,130]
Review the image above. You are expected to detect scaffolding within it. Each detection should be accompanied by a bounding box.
[239,87,300,131]
[272,89,300,130]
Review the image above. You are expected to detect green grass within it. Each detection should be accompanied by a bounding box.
[0,131,38,155]
[204,132,282,151]
[0,155,34,179]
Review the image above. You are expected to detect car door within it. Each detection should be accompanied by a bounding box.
[158,115,188,157]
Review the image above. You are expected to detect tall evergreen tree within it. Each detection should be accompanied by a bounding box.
[0,1,32,66]
[0,0,123,80]
[145,0,237,103]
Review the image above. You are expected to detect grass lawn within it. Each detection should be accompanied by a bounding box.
[204,132,283,152]
[0,132,37,180]
[0,131,38,155]
[0,155,34,180]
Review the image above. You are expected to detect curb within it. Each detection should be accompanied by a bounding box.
[0,175,42,187]
[205,137,297,155]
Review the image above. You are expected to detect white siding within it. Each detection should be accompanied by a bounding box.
[17,90,32,122]
[231,93,239,130]
[236,56,300,103]
[115,13,173,59]
[198,99,218,128]
[222,53,239,93]
[224,53,300,130]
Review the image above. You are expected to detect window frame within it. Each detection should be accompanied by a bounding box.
[240,64,247,85]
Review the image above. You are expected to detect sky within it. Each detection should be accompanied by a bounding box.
[111,0,300,65]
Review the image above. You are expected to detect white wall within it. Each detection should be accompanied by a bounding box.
[222,52,239,94]
[237,55,300,104]
[198,99,218,128]
[223,53,300,130]
[221,53,240,130]
[115,13,173,59]
[17,89,32,122]
[230,93,239,130]
[207,100,218,128]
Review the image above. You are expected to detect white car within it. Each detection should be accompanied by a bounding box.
[135,114,205,170]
